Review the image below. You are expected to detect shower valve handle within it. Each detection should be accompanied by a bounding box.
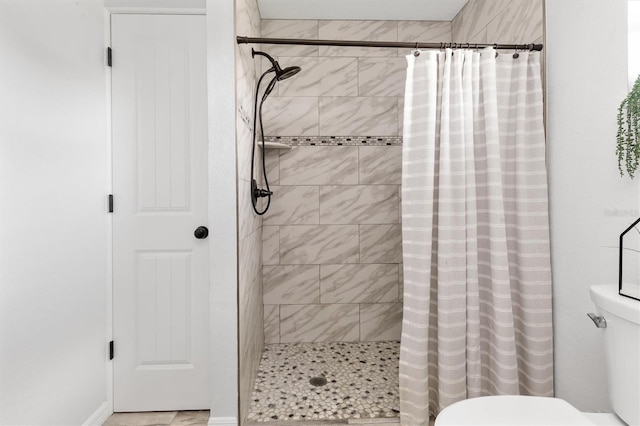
[251,179,273,205]
[254,188,273,198]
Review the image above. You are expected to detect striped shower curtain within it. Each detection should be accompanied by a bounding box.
[399,48,553,425]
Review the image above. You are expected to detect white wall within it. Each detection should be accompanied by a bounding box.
[206,0,239,423]
[546,0,640,412]
[0,1,109,424]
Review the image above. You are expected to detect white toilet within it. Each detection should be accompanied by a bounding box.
[435,283,640,426]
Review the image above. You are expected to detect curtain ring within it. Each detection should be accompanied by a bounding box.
[513,45,520,59]
[413,41,420,56]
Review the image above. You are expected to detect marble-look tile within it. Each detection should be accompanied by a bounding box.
[279,146,358,185]
[451,0,512,43]
[239,227,262,304]
[399,263,404,300]
[263,186,319,225]
[262,20,319,57]
[468,27,488,44]
[358,58,406,97]
[359,146,402,184]
[398,185,402,224]
[397,97,405,136]
[171,410,210,425]
[247,0,261,36]
[239,252,263,353]
[398,20,452,43]
[236,111,254,184]
[320,264,399,303]
[278,57,358,97]
[240,318,263,425]
[280,304,360,342]
[319,20,398,57]
[397,21,452,56]
[275,56,319,97]
[360,224,402,264]
[104,412,177,425]
[360,303,403,341]
[236,0,260,38]
[486,0,543,44]
[264,305,280,344]
[280,225,359,264]
[319,185,399,224]
[319,97,397,136]
[262,225,279,265]
[263,265,320,304]
[240,261,263,321]
[451,8,465,44]
[263,97,319,136]
[264,148,280,185]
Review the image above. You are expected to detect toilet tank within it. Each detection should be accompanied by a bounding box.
[590,284,640,426]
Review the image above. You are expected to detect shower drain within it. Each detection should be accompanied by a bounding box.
[309,376,328,387]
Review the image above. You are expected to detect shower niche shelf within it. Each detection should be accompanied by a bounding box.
[258,141,291,150]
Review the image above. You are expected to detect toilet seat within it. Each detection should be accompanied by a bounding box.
[435,395,595,425]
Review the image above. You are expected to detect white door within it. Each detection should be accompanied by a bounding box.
[111,14,210,412]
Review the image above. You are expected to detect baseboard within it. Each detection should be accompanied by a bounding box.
[208,417,238,426]
[83,401,112,426]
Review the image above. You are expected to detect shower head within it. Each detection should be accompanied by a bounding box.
[278,66,301,80]
[252,49,301,81]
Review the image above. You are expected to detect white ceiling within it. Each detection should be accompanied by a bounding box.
[256,0,469,21]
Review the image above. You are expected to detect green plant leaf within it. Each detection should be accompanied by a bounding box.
[617,74,640,178]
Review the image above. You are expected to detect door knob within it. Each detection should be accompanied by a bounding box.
[194,226,209,239]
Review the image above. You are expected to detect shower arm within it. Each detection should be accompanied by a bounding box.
[252,48,278,74]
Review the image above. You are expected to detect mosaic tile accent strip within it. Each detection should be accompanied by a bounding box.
[246,341,400,423]
[264,136,402,146]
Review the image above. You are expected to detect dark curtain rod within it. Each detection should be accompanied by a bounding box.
[236,36,543,51]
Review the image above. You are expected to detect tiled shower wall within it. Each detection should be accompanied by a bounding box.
[262,143,404,344]
[258,19,453,344]
[260,19,452,137]
[236,0,263,422]
[451,0,545,87]
[452,0,544,47]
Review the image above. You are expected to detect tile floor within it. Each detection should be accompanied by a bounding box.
[246,341,400,423]
[103,410,209,426]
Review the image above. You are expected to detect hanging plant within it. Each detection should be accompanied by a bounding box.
[617,74,640,178]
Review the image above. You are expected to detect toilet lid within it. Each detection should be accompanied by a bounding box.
[435,396,595,426]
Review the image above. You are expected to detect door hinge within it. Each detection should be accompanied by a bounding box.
[108,194,113,213]
[107,47,112,67]
[109,341,114,360]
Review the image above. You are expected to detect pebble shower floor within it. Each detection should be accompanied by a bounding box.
[246,341,400,423]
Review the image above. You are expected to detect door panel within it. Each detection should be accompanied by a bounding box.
[111,14,209,412]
